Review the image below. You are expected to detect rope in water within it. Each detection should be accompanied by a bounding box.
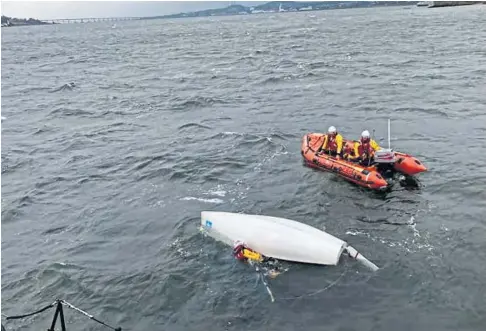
[254,263,275,303]
[248,258,349,303]
[279,268,349,301]
[3,301,57,320]
[2,299,121,331]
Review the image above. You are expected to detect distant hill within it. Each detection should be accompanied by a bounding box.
[145,1,419,19]
[252,1,415,11]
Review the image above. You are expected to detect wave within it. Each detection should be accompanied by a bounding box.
[346,215,434,253]
[308,61,334,69]
[178,123,212,130]
[137,167,183,182]
[393,107,449,118]
[258,75,289,85]
[276,59,299,68]
[411,73,448,80]
[200,117,233,125]
[48,107,95,118]
[42,225,69,235]
[207,131,296,144]
[99,83,135,90]
[169,96,229,110]
[180,197,224,204]
[253,49,269,55]
[298,71,317,78]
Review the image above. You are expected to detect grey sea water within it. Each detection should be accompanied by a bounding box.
[2,4,486,331]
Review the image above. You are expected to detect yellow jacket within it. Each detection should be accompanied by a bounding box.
[242,248,263,262]
[322,134,343,154]
[348,139,381,160]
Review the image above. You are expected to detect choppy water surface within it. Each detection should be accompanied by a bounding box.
[2,5,486,331]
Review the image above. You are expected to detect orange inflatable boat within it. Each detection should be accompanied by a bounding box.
[301,133,427,191]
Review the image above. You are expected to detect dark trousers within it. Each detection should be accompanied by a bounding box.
[358,157,374,166]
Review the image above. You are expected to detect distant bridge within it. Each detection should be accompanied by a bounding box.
[43,17,142,24]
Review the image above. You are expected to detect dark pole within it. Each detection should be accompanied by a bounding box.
[47,301,62,331]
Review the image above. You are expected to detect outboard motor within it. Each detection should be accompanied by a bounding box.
[374,148,396,181]
[374,148,396,164]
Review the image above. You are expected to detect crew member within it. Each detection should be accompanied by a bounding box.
[345,130,381,165]
[232,241,264,263]
[319,126,343,158]
[232,241,283,278]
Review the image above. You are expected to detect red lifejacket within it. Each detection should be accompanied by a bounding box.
[327,136,338,151]
[357,142,373,158]
[323,133,343,153]
[233,243,246,261]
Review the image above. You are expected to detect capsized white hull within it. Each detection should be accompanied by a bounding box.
[200,211,379,271]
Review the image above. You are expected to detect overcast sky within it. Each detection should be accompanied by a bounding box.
[1,1,267,20]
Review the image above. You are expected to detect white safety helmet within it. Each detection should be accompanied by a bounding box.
[361,130,370,139]
[328,126,337,134]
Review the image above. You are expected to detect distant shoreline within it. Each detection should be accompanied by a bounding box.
[1,15,55,27]
[427,1,482,8]
[144,1,419,21]
[141,0,485,21]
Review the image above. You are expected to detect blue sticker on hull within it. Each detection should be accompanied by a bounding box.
[205,220,212,228]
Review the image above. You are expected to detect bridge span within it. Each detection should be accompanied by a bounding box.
[44,17,141,24]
